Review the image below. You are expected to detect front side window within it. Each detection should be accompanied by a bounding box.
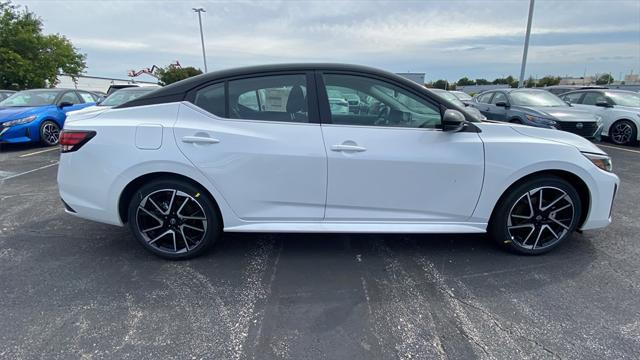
[491,92,507,104]
[194,83,225,117]
[59,91,81,105]
[322,74,441,129]
[561,92,584,104]
[476,92,493,104]
[582,92,608,106]
[228,74,309,123]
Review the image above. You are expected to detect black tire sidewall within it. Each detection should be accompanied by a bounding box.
[489,176,582,255]
[127,179,220,260]
[610,120,637,146]
[40,120,60,146]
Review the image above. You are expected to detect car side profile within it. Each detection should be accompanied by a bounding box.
[560,90,640,146]
[0,89,98,145]
[58,64,619,259]
[470,88,603,139]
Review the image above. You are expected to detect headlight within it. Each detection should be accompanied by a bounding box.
[583,152,612,172]
[595,115,603,125]
[525,114,557,126]
[2,115,37,127]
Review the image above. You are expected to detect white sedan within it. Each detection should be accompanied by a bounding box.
[57,64,619,259]
[561,89,640,146]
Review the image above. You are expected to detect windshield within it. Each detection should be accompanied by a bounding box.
[452,91,472,101]
[0,90,60,107]
[99,89,155,106]
[509,91,567,107]
[607,92,640,107]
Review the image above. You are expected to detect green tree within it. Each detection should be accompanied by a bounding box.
[475,78,490,85]
[537,75,561,87]
[156,65,203,85]
[596,74,613,85]
[432,79,449,90]
[525,76,536,88]
[456,77,475,86]
[0,1,86,90]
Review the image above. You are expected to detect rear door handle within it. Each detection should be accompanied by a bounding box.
[331,144,367,152]
[181,136,220,144]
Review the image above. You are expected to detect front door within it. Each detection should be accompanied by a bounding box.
[318,72,485,222]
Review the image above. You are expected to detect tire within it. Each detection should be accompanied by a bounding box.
[40,120,60,146]
[609,119,637,146]
[488,175,582,255]
[127,178,221,260]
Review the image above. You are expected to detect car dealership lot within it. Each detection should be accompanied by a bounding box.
[1,144,639,359]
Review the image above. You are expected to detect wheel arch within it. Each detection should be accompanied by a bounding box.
[489,169,591,228]
[118,171,224,227]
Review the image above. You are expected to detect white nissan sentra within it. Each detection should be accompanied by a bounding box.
[57,64,619,259]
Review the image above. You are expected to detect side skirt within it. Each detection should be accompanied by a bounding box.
[224,222,487,234]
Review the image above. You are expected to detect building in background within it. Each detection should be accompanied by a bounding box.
[396,73,425,85]
[56,74,157,93]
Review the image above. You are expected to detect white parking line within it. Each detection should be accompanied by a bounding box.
[0,162,59,181]
[18,147,59,158]
[597,144,640,154]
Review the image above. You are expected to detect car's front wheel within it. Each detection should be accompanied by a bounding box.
[489,176,582,254]
[127,179,221,259]
[609,119,637,146]
[40,120,60,146]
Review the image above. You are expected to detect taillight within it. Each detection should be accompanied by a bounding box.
[59,130,96,153]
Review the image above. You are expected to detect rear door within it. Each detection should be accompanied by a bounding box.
[174,72,328,221]
[473,91,495,118]
[317,71,484,222]
[489,91,509,121]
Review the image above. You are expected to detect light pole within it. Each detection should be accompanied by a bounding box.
[193,8,208,73]
[518,0,535,88]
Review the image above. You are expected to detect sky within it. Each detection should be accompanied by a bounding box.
[14,0,640,82]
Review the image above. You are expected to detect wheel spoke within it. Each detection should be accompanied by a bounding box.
[138,207,162,224]
[550,217,570,230]
[511,193,534,219]
[532,226,544,249]
[148,198,166,215]
[167,190,177,214]
[178,227,191,251]
[182,223,205,232]
[544,224,560,240]
[149,229,172,244]
[540,192,567,211]
[549,203,571,215]
[179,215,207,221]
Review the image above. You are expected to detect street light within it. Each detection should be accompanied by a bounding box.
[518,0,535,88]
[193,7,208,73]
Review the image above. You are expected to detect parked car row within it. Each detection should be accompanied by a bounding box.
[0,86,159,146]
[468,88,639,145]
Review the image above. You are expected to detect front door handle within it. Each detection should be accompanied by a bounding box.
[331,144,366,152]
[181,136,220,144]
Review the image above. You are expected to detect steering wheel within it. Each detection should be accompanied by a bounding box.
[374,104,390,125]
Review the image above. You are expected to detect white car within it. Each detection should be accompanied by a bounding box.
[57,64,619,259]
[560,90,640,146]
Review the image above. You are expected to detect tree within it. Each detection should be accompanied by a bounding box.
[432,79,449,90]
[525,76,536,88]
[537,75,561,87]
[596,74,613,85]
[475,78,490,85]
[456,77,475,86]
[156,64,203,85]
[0,1,86,90]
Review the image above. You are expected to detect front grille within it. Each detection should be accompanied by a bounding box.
[556,121,599,138]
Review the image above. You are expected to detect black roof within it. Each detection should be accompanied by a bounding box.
[118,63,426,109]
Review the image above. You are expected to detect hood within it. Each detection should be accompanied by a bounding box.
[517,106,599,122]
[508,122,605,154]
[0,106,45,122]
[615,105,640,112]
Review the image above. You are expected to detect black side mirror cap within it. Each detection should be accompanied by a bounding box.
[58,101,74,108]
[495,101,509,108]
[442,109,467,132]
[595,101,613,108]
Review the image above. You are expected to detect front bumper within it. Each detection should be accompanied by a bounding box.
[0,122,37,143]
[580,168,619,231]
[556,121,603,139]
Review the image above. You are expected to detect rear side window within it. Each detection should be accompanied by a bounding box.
[476,92,493,103]
[582,92,608,105]
[562,92,584,104]
[194,83,225,117]
[228,74,309,123]
[78,92,96,103]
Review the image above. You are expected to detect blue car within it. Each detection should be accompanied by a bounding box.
[0,89,98,146]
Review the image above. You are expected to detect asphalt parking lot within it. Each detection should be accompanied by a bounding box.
[1,141,639,360]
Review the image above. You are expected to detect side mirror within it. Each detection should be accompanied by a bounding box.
[442,109,467,132]
[495,101,509,108]
[595,101,612,108]
[58,101,74,108]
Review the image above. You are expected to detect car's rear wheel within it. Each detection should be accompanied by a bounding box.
[127,179,221,259]
[40,120,60,146]
[489,176,582,255]
[609,119,637,146]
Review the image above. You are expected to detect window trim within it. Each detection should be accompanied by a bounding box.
[561,91,586,104]
[186,71,320,124]
[56,91,82,105]
[490,91,508,105]
[315,70,445,128]
[476,91,495,104]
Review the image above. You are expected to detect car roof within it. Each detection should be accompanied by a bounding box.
[118,63,429,109]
